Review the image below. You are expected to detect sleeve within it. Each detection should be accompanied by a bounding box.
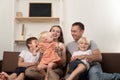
[89,40,98,51]
[19,50,26,58]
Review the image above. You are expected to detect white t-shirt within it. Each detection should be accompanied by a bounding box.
[72,50,92,70]
[19,50,40,63]
[72,50,92,57]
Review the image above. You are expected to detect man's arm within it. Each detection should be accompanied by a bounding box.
[74,49,102,63]
[86,49,102,63]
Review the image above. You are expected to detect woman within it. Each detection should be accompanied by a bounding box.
[48,25,66,80]
[25,25,66,80]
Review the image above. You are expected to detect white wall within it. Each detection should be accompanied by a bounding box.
[14,0,61,51]
[0,0,14,59]
[63,0,120,53]
[0,0,120,59]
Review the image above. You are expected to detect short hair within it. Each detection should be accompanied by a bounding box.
[26,37,38,49]
[38,31,52,42]
[72,22,85,30]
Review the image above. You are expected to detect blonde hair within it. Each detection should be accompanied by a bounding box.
[77,37,90,46]
[38,31,52,42]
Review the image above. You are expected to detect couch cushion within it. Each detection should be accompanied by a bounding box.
[101,53,120,73]
[2,51,20,73]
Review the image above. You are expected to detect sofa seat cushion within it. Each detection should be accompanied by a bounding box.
[101,53,120,73]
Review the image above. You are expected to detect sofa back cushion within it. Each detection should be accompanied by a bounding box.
[101,53,120,73]
[2,51,20,73]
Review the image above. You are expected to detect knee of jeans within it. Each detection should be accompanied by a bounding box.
[88,69,101,80]
[88,67,101,78]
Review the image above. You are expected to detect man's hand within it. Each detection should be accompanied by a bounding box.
[71,56,77,61]
[85,55,94,63]
[85,49,102,63]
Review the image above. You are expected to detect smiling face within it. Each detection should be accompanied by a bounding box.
[71,25,84,42]
[77,37,90,51]
[50,26,61,41]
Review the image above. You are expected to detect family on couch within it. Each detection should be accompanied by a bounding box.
[0,22,120,80]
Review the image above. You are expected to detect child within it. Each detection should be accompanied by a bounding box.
[66,37,92,80]
[0,37,40,80]
[37,31,61,80]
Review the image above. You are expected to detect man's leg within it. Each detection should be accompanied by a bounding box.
[88,62,102,80]
[25,66,45,80]
[89,62,120,80]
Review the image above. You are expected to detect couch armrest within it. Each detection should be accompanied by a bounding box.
[2,51,20,73]
[0,60,2,72]
[101,53,120,73]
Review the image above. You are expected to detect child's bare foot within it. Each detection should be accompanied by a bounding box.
[14,73,24,80]
[0,72,9,80]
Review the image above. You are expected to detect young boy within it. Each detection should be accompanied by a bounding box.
[0,37,40,80]
[66,37,92,80]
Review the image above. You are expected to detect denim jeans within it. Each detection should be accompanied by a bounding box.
[88,62,120,80]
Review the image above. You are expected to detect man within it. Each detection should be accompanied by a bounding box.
[66,22,120,80]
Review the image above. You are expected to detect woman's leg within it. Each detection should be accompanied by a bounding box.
[45,62,57,80]
[25,66,45,80]
[48,68,63,80]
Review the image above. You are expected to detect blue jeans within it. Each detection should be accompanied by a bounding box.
[88,62,120,80]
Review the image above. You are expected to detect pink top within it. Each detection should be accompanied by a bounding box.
[39,42,61,65]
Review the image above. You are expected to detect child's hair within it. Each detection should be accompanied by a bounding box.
[38,31,52,42]
[26,37,38,49]
[77,37,90,47]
